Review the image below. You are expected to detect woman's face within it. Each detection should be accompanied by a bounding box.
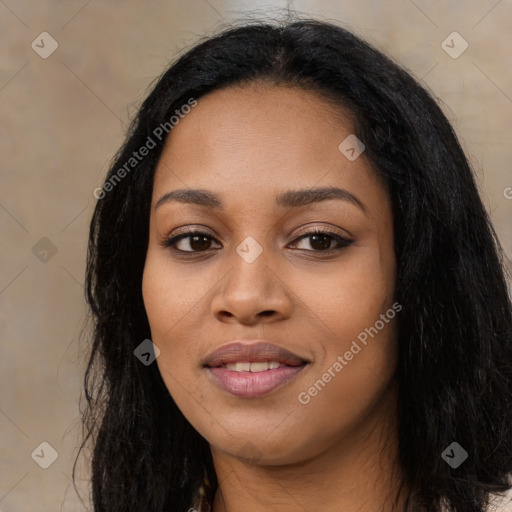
[142,84,397,465]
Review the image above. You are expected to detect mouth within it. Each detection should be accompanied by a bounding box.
[214,361,296,372]
[203,340,310,398]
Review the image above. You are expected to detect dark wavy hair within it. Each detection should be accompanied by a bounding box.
[76,18,512,512]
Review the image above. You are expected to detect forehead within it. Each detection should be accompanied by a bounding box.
[152,84,385,211]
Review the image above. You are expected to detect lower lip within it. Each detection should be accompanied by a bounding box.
[206,364,307,398]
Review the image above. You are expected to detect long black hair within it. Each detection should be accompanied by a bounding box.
[76,18,512,512]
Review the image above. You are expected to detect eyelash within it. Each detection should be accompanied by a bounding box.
[161,227,354,256]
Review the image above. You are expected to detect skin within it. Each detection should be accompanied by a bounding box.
[142,83,408,511]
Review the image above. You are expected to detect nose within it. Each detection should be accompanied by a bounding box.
[211,246,293,325]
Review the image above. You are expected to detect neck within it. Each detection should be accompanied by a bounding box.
[210,382,410,512]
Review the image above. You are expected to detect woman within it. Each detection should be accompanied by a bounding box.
[78,19,512,512]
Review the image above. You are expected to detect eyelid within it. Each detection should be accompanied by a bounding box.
[159,224,218,245]
[166,224,217,237]
[292,223,352,240]
[158,226,220,250]
[164,223,351,242]
[160,224,354,254]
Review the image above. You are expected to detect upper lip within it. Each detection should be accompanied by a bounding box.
[203,340,310,368]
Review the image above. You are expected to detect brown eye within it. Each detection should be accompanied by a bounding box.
[307,233,333,251]
[183,234,213,252]
[163,231,221,252]
[289,230,354,252]
[162,228,353,256]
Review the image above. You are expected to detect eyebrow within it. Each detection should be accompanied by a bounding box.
[154,186,367,213]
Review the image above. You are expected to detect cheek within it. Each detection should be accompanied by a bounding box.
[142,253,189,377]
[142,250,214,403]
[290,317,398,461]
[295,242,395,341]
[142,248,213,338]
[291,244,398,428]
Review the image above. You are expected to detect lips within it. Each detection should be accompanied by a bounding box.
[203,340,309,368]
[203,340,310,398]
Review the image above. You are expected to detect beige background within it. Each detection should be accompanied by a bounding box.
[1,1,511,510]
